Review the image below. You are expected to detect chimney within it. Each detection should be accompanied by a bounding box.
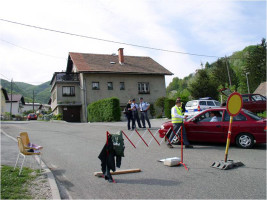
[118,48,124,64]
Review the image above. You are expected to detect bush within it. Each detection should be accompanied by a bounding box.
[52,114,62,120]
[87,97,121,122]
[149,104,156,119]
[164,98,175,119]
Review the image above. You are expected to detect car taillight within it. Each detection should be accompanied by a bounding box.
[197,105,201,111]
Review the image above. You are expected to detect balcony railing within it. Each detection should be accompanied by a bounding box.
[55,73,80,82]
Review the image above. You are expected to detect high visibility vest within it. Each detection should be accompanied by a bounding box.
[171,106,183,124]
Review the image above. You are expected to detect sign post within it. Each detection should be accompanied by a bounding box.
[211,92,244,170]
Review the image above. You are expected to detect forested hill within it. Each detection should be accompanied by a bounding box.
[1,79,51,104]
[166,38,266,101]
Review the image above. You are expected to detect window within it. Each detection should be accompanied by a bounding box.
[251,94,265,101]
[207,101,215,106]
[138,82,150,94]
[223,111,247,121]
[199,101,207,105]
[92,82,100,90]
[214,101,221,106]
[62,86,75,96]
[196,111,223,122]
[120,82,125,90]
[107,82,113,90]
[242,95,250,102]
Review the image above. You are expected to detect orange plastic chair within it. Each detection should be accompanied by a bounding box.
[20,132,43,150]
[14,137,42,175]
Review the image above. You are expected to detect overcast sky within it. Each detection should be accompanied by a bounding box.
[0,0,266,86]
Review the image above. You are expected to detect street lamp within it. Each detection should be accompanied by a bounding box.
[246,72,250,94]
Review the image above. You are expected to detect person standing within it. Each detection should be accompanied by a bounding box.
[168,100,193,148]
[125,100,133,130]
[131,99,142,130]
[139,97,151,128]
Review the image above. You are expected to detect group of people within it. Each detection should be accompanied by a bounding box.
[124,97,151,130]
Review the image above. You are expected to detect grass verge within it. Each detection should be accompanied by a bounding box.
[1,165,38,199]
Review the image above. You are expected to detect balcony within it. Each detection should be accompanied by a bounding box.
[55,72,79,82]
[51,72,80,89]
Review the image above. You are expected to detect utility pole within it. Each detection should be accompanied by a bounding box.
[33,90,35,113]
[225,56,232,88]
[246,72,250,93]
[10,79,13,119]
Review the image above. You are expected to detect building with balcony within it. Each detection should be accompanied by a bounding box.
[50,48,173,122]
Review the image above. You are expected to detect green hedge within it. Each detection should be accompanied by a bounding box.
[87,97,121,122]
[164,98,175,119]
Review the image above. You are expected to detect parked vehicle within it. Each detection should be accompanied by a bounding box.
[27,113,37,120]
[185,98,221,117]
[159,108,266,148]
[219,88,266,113]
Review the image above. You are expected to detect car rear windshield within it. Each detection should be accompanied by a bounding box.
[243,109,262,121]
[186,101,198,107]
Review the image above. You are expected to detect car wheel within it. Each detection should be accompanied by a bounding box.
[236,133,254,149]
[171,136,180,144]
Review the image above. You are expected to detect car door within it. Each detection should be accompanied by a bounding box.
[221,110,248,142]
[250,94,266,112]
[242,95,253,111]
[186,110,224,142]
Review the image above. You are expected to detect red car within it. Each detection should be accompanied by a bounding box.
[241,94,266,113]
[27,113,37,120]
[159,108,266,148]
[219,88,266,113]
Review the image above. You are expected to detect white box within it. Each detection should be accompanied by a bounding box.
[163,157,181,167]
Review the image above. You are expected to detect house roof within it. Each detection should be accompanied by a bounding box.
[67,52,173,75]
[254,82,266,96]
[7,94,25,104]
[1,87,9,100]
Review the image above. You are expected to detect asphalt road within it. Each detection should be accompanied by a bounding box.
[1,120,266,199]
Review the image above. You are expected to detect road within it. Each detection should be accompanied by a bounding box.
[1,120,266,199]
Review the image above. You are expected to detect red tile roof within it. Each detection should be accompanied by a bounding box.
[68,52,173,75]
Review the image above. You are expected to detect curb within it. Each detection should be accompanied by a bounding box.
[1,130,61,200]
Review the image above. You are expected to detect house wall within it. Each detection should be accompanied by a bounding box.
[83,73,166,106]
[5,102,20,115]
[21,104,41,113]
[56,83,81,104]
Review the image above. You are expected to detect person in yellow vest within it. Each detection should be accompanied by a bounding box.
[168,100,193,148]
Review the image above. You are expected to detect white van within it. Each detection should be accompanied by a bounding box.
[185,98,221,117]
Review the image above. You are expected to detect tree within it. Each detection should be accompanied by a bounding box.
[188,69,218,100]
[243,38,266,92]
[155,96,166,114]
[210,57,238,89]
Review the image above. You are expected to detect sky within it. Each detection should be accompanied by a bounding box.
[0,0,266,86]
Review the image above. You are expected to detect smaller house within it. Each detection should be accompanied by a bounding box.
[21,103,42,113]
[1,86,9,115]
[6,94,25,115]
[254,82,266,97]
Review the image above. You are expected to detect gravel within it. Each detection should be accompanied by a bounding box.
[27,171,52,199]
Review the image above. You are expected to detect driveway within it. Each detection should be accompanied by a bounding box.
[1,120,266,199]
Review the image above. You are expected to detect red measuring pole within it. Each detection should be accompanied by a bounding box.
[121,130,136,148]
[135,129,149,147]
[147,129,160,146]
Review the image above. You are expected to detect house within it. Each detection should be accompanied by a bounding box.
[50,48,173,122]
[1,86,9,116]
[6,94,25,115]
[254,82,266,97]
[21,102,42,113]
